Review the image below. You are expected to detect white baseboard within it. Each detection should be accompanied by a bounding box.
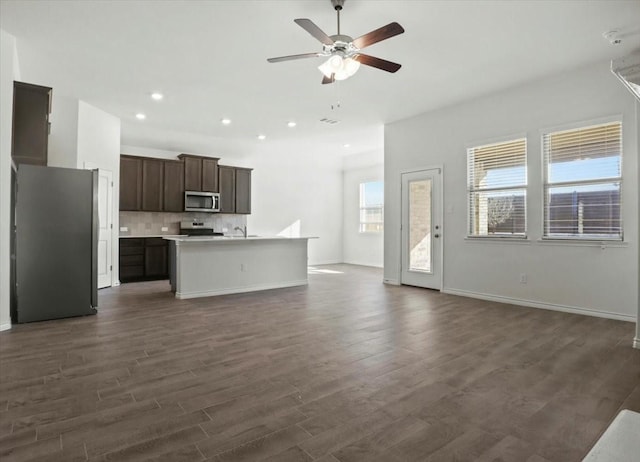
[342,261,384,269]
[176,280,308,300]
[0,322,11,332]
[442,287,636,323]
[383,278,400,285]
[634,337,640,349]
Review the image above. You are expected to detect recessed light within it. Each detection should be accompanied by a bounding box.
[257,134,266,140]
[151,92,163,101]
[221,118,232,125]
[135,113,146,120]
[287,121,296,128]
[343,143,351,148]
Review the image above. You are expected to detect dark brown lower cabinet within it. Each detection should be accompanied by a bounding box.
[119,238,168,283]
[144,238,168,277]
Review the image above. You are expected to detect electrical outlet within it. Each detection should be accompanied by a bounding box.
[161,226,168,232]
[120,227,128,232]
[222,227,228,232]
[519,273,527,284]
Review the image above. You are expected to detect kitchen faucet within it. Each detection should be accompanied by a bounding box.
[234,225,247,238]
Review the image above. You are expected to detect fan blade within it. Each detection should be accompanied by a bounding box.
[353,54,402,73]
[267,52,321,63]
[352,22,405,49]
[321,74,335,85]
[294,18,334,46]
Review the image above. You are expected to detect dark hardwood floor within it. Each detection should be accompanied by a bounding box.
[1,264,638,462]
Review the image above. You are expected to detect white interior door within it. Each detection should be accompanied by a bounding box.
[85,165,113,289]
[401,168,442,289]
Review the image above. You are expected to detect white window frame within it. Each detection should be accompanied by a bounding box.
[541,119,623,241]
[359,181,383,233]
[466,137,528,239]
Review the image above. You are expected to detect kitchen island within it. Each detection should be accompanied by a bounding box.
[163,236,315,299]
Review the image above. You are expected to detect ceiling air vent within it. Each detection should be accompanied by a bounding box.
[611,52,640,101]
[320,117,340,125]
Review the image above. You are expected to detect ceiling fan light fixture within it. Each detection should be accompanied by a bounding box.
[318,55,343,78]
[342,57,360,77]
[318,55,360,80]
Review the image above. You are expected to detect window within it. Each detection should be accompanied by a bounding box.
[359,181,383,233]
[467,138,527,237]
[543,121,622,240]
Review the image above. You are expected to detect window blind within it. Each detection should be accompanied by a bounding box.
[543,122,622,239]
[467,138,527,237]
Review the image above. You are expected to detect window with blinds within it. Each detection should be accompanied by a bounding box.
[543,121,622,240]
[467,138,527,237]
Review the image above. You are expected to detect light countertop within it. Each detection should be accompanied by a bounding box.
[163,235,317,243]
[120,235,187,239]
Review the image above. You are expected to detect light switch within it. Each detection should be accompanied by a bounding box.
[120,226,128,232]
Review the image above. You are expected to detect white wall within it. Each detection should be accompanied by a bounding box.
[343,151,384,268]
[246,147,343,266]
[77,101,121,286]
[48,95,79,168]
[0,29,20,331]
[385,61,638,323]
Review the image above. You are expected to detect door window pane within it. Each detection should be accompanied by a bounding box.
[409,179,431,272]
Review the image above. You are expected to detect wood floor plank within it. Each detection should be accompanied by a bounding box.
[0,264,637,462]
[212,424,311,462]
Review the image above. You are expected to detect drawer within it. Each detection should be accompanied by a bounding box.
[120,265,144,279]
[120,246,144,256]
[120,238,144,247]
[145,237,167,247]
[120,254,144,266]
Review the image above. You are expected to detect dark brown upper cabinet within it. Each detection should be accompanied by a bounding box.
[178,154,219,193]
[202,157,219,192]
[218,166,235,214]
[141,158,164,212]
[11,81,52,167]
[182,155,202,191]
[219,165,252,214]
[163,160,184,213]
[120,156,142,211]
[235,168,252,214]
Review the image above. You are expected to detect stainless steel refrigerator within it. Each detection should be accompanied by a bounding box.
[12,164,98,323]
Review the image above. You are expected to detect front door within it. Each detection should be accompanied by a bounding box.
[401,169,442,289]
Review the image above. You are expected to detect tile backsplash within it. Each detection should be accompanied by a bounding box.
[119,212,247,236]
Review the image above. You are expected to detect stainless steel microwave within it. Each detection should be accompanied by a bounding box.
[184,191,220,212]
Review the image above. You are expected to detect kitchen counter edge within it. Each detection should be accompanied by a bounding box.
[163,236,318,243]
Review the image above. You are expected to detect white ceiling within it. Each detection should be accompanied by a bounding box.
[1,0,639,159]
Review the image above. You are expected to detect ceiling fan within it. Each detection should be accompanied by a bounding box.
[267,0,405,84]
